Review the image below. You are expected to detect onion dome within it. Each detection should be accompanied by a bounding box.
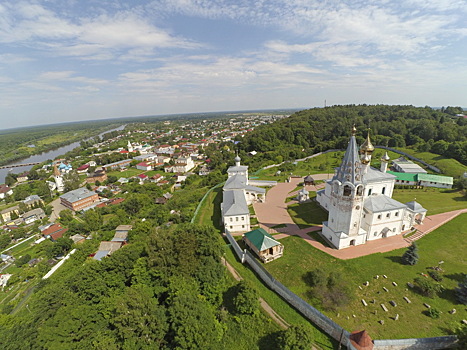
[380,151,390,162]
[234,155,241,163]
[361,152,371,165]
[360,130,375,155]
[351,124,357,136]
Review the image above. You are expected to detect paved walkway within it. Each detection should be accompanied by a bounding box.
[253,174,467,260]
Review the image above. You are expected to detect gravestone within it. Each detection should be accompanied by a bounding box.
[364,281,369,286]
[462,320,467,325]
[392,281,398,287]
[407,282,414,288]
[381,304,388,312]
[383,275,388,278]
[375,275,379,279]
[424,303,431,309]
[358,286,363,290]
[383,287,389,292]
[450,309,456,315]
[390,300,397,307]
[394,314,399,321]
[361,299,368,307]
[403,297,411,303]
[379,320,384,325]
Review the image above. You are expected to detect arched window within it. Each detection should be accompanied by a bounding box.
[343,185,351,196]
[356,185,363,196]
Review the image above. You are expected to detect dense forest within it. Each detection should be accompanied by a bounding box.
[235,105,466,170]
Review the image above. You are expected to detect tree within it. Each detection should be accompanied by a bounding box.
[15,254,31,267]
[455,274,467,305]
[277,325,313,350]
[232,280,259,315]
[402,242,419,265]
[0,234,11,249]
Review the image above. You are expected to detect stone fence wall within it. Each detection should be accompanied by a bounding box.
[224,231,353,349]
[373,336,458,349]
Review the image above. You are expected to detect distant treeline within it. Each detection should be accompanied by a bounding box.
[236,105,467,168]
[0,121,123,167]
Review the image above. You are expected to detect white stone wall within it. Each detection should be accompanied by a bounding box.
[224,214,250,233]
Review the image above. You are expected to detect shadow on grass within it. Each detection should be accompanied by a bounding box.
[258,331,281,350]
[385,255,404,265]
[444,273,465,282]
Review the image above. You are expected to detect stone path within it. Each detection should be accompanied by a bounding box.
[405,208,467,243]
[253,174,467,260]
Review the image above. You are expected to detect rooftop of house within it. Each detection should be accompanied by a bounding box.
[60,187,97,203]
[244,228,282,251]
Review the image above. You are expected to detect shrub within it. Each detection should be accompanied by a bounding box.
[427,308,441,319]
[428,270,443,282]
[414,277,443,298]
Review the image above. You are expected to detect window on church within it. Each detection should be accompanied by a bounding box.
[230,218,233,222]
[241,217,244,220]
[356,186,363,196]
[343,185,351,196]
[374,232,377,236]
[242,225,245,228]
[382,187,386,195]
[386,213,390,218]
[236,217,239,221]
[395,212,399,217]
[377,214,381,219]
[368,188,372,196]
[392,228,396,232]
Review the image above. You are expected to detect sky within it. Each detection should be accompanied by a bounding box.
[1,0,466,129]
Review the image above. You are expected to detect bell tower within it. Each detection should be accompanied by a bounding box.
[321,126,367,247]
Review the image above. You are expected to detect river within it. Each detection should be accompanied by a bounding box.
[0,125,126,184]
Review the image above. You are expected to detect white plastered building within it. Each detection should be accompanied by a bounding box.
[221,155,268,234]
[316,127,426,249]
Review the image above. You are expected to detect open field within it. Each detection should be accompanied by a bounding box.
[392,188,466,215]
[265,214,467,339]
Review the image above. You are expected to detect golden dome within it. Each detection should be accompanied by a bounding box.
[360,130,374,154]
[361,153,371,165]
[351,124,357,136]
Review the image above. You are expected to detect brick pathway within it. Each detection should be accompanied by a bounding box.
[254,174,467,260]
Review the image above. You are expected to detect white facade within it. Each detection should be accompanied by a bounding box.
[316,129,426,250]
[221,155,268,234]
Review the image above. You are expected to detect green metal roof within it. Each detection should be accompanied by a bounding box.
[244,228,281,251]
[387,171,417,182]
[417,173,453,185]
[387,171,453,185]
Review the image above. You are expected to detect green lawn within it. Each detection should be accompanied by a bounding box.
[108,168,144,178]
[287,196,328,228]
[265,214,467,339]
[392,188,466,215]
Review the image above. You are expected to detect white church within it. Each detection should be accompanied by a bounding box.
[221,155,275,234]
[316,127,427,249]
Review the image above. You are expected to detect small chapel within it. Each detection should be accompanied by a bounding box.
[316,126,427,249]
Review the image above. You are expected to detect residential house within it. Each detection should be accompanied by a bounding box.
[136,162,152,171]
[41,223,68,241]
[0,185,13,199]
[86,169,108,183]
[17,172,29,182]
[102,159,132,171]
[1,206,19,223]
[22,208,46,224]
[76,164,90,174]
[23,195,43,208]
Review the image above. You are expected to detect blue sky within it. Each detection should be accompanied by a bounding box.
[1,0,466,129]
